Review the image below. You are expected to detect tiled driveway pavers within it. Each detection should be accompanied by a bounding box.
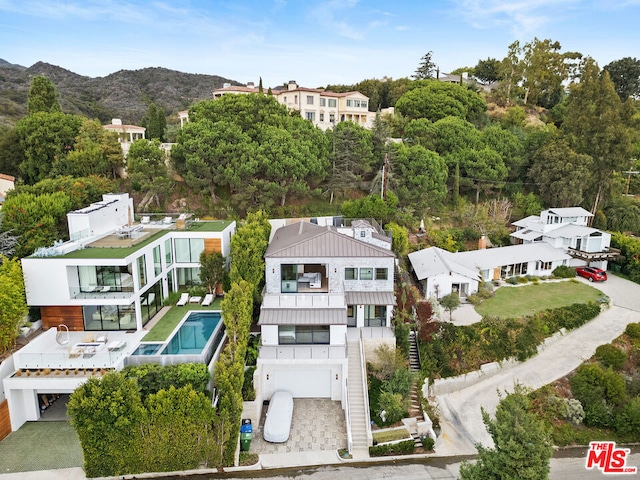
[249,399,347,454]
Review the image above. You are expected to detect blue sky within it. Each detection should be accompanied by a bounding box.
[1,0,639,88]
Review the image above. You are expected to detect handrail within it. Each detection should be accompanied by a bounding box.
[358,329,373,447]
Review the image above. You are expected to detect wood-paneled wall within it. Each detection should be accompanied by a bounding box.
[41,306,84,331]
[204,238,222,253]
[0,400,11,441]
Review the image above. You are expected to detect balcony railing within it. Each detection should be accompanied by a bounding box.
[567,247,620,261]
[262,293,345,309]
[69,285,134,300]
[259,344,347,360]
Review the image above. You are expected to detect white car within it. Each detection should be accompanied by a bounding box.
[263,391,294,443]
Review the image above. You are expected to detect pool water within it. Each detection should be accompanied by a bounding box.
[132,343,163,355]
[162,311,222,355]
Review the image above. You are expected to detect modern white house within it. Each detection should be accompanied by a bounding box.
[409,207,616,299]
[21,193,235,333]
[1,193,235,434]
[212,80,375,131]
[510,207,615,269]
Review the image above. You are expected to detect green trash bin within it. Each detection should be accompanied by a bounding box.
[240,431,253,452]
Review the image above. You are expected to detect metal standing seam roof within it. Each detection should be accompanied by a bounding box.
[258,308,347,325]
[345,291,396,306]
[265,221,394,258]
[542,224,602,238]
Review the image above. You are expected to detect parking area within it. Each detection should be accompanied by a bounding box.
[248,399,347,454]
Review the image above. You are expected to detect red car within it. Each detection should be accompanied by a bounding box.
[576,266,607,282]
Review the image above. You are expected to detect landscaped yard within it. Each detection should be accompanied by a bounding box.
[143,297,222,342]
[475,280,606,319]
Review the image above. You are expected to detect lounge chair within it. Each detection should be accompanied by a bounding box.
[140,216,150,224]
[176,293,189,306]
[201,293,214,306]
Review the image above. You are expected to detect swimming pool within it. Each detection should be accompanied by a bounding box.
[128,310,225,366]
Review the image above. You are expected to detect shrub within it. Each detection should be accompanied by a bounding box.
[552,265,576,278]
[242,366,256,401]
[372,428,410,443]
[595,344,627,370]
[625,322,640,340]
[506,276,518,285]
[614,397,640,438]
[570,363,627,428]
[369,439,415,456]
[378,391,408,425]
[517,276,529,284]
[187,285,207,297]
[384,368,415,397]
[422,435,435,450]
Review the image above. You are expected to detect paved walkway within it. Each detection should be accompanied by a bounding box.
[434,274,640,455]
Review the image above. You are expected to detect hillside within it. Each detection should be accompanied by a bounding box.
[0,60,240,128]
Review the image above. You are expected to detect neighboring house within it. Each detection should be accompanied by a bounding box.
[409,207,615,299]
[102,118,146,157]
[511,207,615,268]
[409,243,572,299]
[0,173,14,207]
[21,193,235,333]
[256,219,395,402]
[212,80,375,131]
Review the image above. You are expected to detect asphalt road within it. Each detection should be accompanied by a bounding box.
[434,274,640,455]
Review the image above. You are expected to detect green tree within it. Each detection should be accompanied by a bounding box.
[326,121,375,201]
[0,128,25,178]
[396,81,486,123]
[27,75,61,114]
[604,57,640,101]
[386,222,408,256]
[562,59,634,214]
[413,51,437,80]
[15,111,83,183]
[229,210,271,301]
[389,142,448,213]
[220,280,253,363]
[52,118,124,178]
[127,139,173,211]
[199,251,225,295]
[67,373,146,477]
[0,256,28,355]
[459,387,553,480]
[474,58,502,85]
[341,192,399,225]
[440,293,460,321]
[144,103,167,141]
[528,138,592,207]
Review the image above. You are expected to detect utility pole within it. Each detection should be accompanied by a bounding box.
[623,169,639,195]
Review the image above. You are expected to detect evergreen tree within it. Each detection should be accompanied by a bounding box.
[413,51,437,79]
[27,76,61,114]
[460,386,553,480]
[146,103,166,141]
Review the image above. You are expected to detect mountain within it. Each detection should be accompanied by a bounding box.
[0,60,240,128]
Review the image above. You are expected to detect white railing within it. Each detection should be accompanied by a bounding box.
[261,293,344,308]
[14,349,129,370]
[358,331,373,447]
[258,344,346,360]
[344,377,353,454]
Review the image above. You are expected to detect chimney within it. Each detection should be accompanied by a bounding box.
[111,118,122,125]
[247,82,255,88]
[478,235,487,250]
[288,80,297,91]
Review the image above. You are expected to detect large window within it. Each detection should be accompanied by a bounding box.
[77,265,132,293]
[164,238,173,266]
[176,267,201,288]
[83,303,135,331]
[347,305,356,327]
[281,264,298,293]
[306,95,314,105]
[345,268,357,280]
[364,305,387,327]
[306,111,315,121]
[174,238,205,263]
[153,245,162,276]
[375,268,388,280]
[320,98,326,107]
[137,255,147,288]
[278,325,330,344]
[360,267,373,280]
[328,99,337,108]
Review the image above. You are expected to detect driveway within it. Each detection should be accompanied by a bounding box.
[434,274,640,455]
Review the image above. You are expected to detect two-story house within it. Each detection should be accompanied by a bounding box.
[256,220,395,401]
[21,193,235,332]
[511,207,616,268]
[211,80,374,131]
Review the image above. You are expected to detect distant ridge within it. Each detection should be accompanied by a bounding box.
[0,59,241,128]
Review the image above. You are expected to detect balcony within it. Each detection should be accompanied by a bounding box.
[69,284,134,300]
[259,344,347,360]
[262,292,345,309]
[568,247,620,261]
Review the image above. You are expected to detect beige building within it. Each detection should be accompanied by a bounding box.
[212,80,375,131]
[102,118,146,157]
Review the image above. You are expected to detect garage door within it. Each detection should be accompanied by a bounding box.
[273,369,331,398]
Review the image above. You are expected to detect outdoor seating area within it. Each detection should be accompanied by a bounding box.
[176,293,216,306]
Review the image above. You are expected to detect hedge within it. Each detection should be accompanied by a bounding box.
[369,439,415,456]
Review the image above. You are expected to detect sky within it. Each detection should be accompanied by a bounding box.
[0,0,639,88]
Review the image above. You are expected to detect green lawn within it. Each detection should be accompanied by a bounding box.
[143,297,222,342]
[475,280,605,318]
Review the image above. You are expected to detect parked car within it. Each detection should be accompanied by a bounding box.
[263,390,294,443]
[575,266,607,282]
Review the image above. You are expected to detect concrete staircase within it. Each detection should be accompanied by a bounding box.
[347,341,370,459]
